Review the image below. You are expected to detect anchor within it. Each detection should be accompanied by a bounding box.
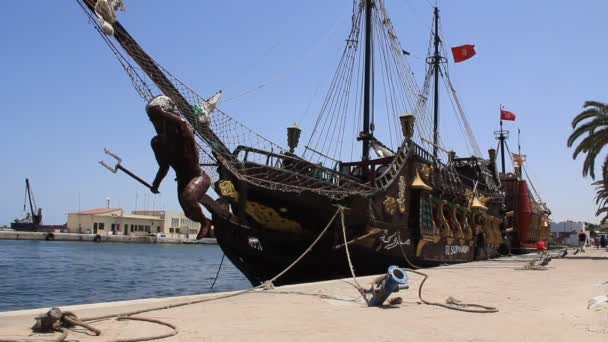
[99,148,156,192]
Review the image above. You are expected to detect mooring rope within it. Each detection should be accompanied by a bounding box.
[396,233,499,313]
[255,290,362,303]
[209,253,225,289]
[114,317,177,342]
[264,207,341,285]
[338,206,367,299]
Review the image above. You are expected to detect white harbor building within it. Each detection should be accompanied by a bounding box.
[66,208,200,239]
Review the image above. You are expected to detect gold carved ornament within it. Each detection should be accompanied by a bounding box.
[218,181,302,233]
[451,206,465,240]
[438,200,453,239]
[383,197,398,216]
[383,176,408,216]
[218,180,239,201]
[420,164,433,181]
[397,176,407,214]
[245,202,302,234]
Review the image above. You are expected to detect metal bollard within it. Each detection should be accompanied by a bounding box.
[366,265,409,306]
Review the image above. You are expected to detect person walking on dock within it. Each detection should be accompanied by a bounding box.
[577,229,587,253]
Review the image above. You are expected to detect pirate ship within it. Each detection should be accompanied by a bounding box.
[79,0,512,286]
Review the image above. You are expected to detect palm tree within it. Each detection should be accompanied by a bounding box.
[594,160,608,223]
[567,101,608,179]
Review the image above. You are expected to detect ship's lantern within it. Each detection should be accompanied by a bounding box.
[448,151,456,162]
[399,113,415,140]
[287,123,302,153]
[488,148,497,164]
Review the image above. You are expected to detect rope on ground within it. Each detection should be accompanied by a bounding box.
[396,233,499,313]
[255,290,362,303]
[62,312,101,336]
[8,206,344,342]
[114,317,177,342]
[210,253,225,289]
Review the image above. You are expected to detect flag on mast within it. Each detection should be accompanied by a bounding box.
[500,109,516,121]
[451,44,476,63]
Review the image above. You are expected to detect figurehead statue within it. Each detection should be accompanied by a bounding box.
[147,95,211,239]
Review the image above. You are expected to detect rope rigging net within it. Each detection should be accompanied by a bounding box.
[78,0,442,199]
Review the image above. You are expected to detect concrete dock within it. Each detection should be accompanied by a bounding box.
[0,231,217,244]
[0,249,606,341]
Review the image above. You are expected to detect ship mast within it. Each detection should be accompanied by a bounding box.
[499,120,506,174]
[361,0,374,162]
[495,107,510,175]
[431,7,441,160]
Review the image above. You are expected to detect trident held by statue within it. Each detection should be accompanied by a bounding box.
[99,148,157,192]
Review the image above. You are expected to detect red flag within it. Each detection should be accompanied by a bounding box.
[500,109,516,121]
[451,44,476,63]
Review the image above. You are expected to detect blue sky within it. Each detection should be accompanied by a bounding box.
[1,0,606,225]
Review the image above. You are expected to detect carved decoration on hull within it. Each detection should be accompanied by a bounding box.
[245,202,302,233]
[436,198,452,238]
[383,196,398,216]
[218,180,302,233]
[420,164,433,181]
[451,205,465,239]
[219,180,239,201]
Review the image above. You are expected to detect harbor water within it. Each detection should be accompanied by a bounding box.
[0,240,249,312]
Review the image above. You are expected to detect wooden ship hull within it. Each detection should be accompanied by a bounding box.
[205,143,504,286]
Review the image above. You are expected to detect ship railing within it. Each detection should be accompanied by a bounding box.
[337,140,431,191]
[339,156,395,186]
[373,140,445,190]
[412,141,434,164]
[231,145,368,192]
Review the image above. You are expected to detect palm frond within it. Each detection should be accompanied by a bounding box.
[568,121,601,147]
[571,129,608,160]
[572,107,604,128]
[582,100,608,110]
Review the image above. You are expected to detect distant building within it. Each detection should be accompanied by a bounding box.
[132,210,200,238]
[550,221,588,246]
[66,208,199,239]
